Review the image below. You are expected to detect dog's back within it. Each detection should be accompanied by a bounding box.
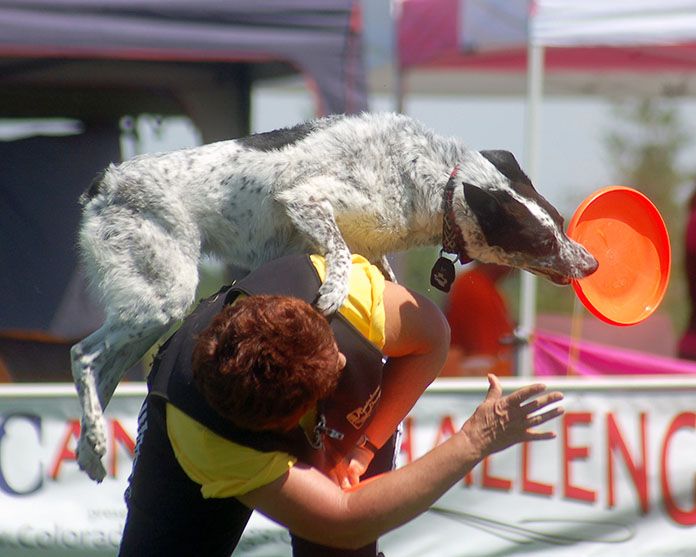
[80,113,446,271]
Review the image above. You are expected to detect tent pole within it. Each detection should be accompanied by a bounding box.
[518,41,545,377]
[392,0,405,114]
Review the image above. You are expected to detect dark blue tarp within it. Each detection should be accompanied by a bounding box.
[0,0,367,356]
[0,0,367,115]
[0,127,120,332]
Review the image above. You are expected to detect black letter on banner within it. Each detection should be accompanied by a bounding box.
[0,413,43,495]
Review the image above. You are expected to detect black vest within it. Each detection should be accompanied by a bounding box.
[148,255,385,463]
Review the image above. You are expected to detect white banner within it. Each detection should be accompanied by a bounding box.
[380,379,696,556]
[0,385,141,557]
[0,379,694,556]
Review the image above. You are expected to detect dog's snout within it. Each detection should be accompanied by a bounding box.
[585,255,599,275]
[576,246,599,278]
[583,256,599,276]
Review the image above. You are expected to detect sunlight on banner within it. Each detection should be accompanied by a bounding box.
[0,380,694,556]
[381,380,696,556]
[0,388,140,556]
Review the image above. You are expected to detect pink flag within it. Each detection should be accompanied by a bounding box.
[533,329,696,376]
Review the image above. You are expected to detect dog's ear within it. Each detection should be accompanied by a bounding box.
[463,182,503,231]
[480,150,532,186]
[463,181,558,256]
[480,149,565,229]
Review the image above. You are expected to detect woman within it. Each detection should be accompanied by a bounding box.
[119,254,563,556]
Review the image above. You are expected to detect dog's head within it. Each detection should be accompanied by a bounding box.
[454,150,598,285]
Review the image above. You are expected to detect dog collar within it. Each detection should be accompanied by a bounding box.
[430,164,472,293]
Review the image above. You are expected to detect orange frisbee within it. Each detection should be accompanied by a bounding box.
[566,186,671,326]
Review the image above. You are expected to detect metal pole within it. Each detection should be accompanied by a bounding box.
[392,0,405,114]
[517,40,545,377]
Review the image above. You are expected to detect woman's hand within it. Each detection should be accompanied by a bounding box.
[462,374,564,457]
[326,444,374,489]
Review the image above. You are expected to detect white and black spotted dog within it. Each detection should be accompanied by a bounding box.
[72,112,597,481]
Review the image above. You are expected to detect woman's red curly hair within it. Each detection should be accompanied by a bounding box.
[192,295,341,431]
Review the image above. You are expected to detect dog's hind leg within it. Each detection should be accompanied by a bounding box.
[71,322,131,481]
[276,182,352,315]
[73,209,201,481]
[73,321,167,481]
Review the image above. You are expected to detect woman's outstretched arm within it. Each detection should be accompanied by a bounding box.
[239,375,563,550]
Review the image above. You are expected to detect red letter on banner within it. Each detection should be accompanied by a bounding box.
[606,412,649,513]
[50,420,80,479]
[563,412,596,503]
[110,420,136,478]
[522,442,554,496]
[661,412,696,526]
[434,415,457,446]
[482,455,512,491]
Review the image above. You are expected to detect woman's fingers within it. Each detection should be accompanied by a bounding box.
[519,391,564,416]
[487,376,562,416]
[502,384,565,437]
[485,374,503,400]
[524,428,558,441]
[521,401,565,441]
[347,467,361,487]
[525,404,564,427]
[505,383,549,407]
[524,409,564,438]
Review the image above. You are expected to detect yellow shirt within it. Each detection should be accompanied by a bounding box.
[167,254,386,498]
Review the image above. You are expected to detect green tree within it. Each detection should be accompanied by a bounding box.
[605,99,688,226]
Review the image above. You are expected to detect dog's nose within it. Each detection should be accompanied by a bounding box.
[582,253,599,276]
[570,241,599,278]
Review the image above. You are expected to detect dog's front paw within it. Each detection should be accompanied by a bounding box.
[315,280,350,316]
[77,420,108,483]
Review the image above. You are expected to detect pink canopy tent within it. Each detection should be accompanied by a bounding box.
[395,0,696,375]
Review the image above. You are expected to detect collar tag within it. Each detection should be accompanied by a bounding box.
[430,252,456,292]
